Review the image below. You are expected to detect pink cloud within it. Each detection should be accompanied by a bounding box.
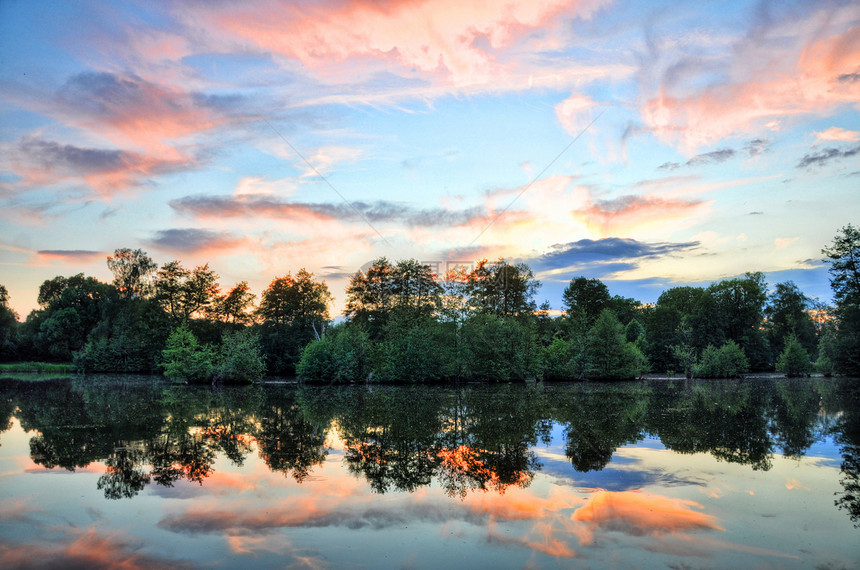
[814,126,860,142]
[9,136,192,197]
[641,8,860,151]
[198,0,611,87]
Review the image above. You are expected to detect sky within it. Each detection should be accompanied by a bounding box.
[1,0,859,318]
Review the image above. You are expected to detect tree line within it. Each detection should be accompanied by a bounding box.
[0,224,858,382]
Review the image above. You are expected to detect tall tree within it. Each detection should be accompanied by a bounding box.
[823,224,860,375]
[259,269,332,328]
[345,258,395,332]
[107,248,157,299]
[154,261,220,321]
[0,284,19,361]
[562,277,610,329]
[464,259,538,319]
[765,281,817,356]
[391,259,443,319]
[258,269,333,374]
[823,223,860,308]
[213,281,256,324]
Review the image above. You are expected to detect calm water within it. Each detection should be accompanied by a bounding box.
[0,376,858,568]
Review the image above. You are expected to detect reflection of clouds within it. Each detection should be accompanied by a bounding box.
[0,527,195,570]
[157,463,735,562]
[572,490,723,536]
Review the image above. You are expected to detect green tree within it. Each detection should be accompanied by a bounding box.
[107,248,157,299]
[562,277,610,330]
[215,329,266,384]
[345,258,395,333]
[584,309,648,380]
[0,285,19,361]
[258,269,333,375]
[154,261,220,322]
[822,224,860,375]
[159,324,215,383]
[459,313,539,381]
[24,274,115,361]
[775,334,812,377]
[464,259,539,320]
[707,272,769,370]
[390,259,443,319]
[693,340,750,378]
[296,325,372,382]
[815,324,838,376]
[766,281,817,358]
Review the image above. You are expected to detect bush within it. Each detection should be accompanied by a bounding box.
[584,309,648,380]
[376,318,457,382]
[215,329,266,383]
[542,336,580,380]
[693,340,749,378]
[296,325,372,382]
[773,335,811,377]
[459,313,539,382]
[159,324,215,383]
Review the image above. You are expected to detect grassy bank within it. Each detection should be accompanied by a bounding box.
[0,362,75,374]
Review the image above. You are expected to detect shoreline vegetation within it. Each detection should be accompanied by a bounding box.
[0,224,858,384]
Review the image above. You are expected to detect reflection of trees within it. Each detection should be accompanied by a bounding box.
[5,375,859,510]
[553,383,648,472]
[337,387,443,493]
[328,385,546,496]
[256,390,328,482]
[830,378,860,527]
[768,380,825,458]
[646,380,774,470]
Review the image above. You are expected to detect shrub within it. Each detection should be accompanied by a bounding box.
[215,329,266,383]
[775,335,812,377]
[297,325,372,382]
[159,324,215,383]
[693,340,749,378]
[584,309,648,380]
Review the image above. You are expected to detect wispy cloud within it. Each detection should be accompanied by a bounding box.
[145,228,247,254]
[9,136,191,196]
[170,194,486,228]
[796,144,860,169]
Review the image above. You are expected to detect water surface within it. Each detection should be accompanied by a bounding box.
[1,376,858,568]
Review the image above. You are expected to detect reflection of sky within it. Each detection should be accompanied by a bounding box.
[2,416,859,569]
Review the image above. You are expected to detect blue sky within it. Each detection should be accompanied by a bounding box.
[1,0,859,316]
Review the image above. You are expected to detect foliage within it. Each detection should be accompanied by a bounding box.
[562,277,610,330]
[816,324,838,376]
[296,325,372,382]
[159,324,215,383]
[823,224,860,376]
[693,340,750,378]
[155,261,221,322]
[107,248,157,299]
[459,313,539,382]
[0,284,19,361]
[584,309,648,380]
[542,337,582,380]
[376,316,458,382]
[463,259,539,320]
[214,329,266,384]
[257,269,333,375]
[775,335,812,377]
[765,281,817,358]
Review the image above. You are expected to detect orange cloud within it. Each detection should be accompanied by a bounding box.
[572,490,723,534]
[573,194,710,237]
